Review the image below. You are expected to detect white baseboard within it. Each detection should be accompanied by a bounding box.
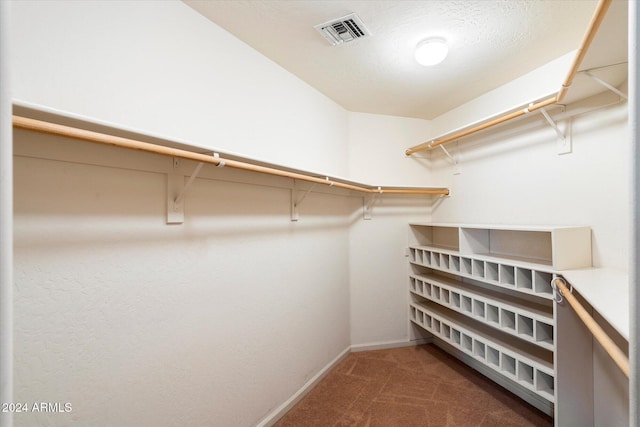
[256,346,351,427]
[350,337,432,352]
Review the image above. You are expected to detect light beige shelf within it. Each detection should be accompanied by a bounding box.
[408,222,593,410]
[410,272,554,351]
[410,301,555,403]
[560,268,629,341]
[409,223,592,270]
[409,245,556,299]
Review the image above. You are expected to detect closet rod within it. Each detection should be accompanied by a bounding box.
[12,115,449,196]
[554,278,629,378]
[405,0,612,156]
[405,96,557,155]
[556,0,612,103]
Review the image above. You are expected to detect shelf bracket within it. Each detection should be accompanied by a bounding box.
[363,187,382,220]
[582,70,628,100]
[440,142,461,175]
[439,145,456,164]
[291,180,316,222]
[174,162,204,206]
[167,158,205,224]
[540,107,571,155]
[540,108,565,140]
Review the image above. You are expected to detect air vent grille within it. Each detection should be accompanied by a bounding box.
[314,13,371,46]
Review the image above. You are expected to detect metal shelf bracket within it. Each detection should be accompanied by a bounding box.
[363,187,382,220]
[291,180,316,222]
[167,157,205,224]
[540,108,571,155]
[582,70,628,100]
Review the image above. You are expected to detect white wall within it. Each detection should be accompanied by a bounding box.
[429,90,629,271]
[10,1,356,426]
[11,0,348,177]
[347,112,432,185]
[347,112,434,347]
[13,132,353,427]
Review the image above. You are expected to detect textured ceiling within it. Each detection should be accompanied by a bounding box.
[184,1,600,120]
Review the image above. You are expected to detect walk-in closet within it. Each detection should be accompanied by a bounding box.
[0,0,637,426]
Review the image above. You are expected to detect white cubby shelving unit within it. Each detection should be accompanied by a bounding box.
[408,223,591,415]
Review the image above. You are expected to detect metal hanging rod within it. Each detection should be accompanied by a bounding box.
[554,278,629,378]
[12,115,449,196]
[405,0,613,156]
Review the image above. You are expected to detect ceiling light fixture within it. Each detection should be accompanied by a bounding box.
[414,38,449,66]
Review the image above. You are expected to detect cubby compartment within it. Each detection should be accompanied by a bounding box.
[440,253,450,270]
[425,314,432,328]
[461,295,472,314]
[451,292,461,308]
[499,264,515,286]
[452,328,461,345]
[487,346,500,368]
[518,361,535,386]
[472,259,485,278]
[410,277,417,292]
[409,225,460,251]
[461,257,472,275]
[516,267,533,290]
[433,319,441,334]
[534,271,553,294]
[517,315,534,339]
[473,300,486,319]
[442,324,451,339]
[536,371,555,396]
[535,322,554,345]
[409,248,422,264]
[450,256,461,272]
[431,252,441,268]
[432,285,441,300]
[424,282,432,297]
[487,304,500,325]
[441,288,450,304]
[486,262,499,282]
[501,353,517,377]
[501,309,516,332]
[416,280,424,295]
[474,340,486,360]
[410,306,417,321]
[423,251,431,266]
[461,333,473,352]
[459,227,572,268]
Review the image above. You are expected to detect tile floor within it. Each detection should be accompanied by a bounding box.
[275,344,552,427]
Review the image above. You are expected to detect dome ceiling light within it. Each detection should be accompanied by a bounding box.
[415,38,449,66]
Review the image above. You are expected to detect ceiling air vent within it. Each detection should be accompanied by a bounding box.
[314,13,372,46]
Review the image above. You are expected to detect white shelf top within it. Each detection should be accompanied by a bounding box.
[409,222,590,232]
[560,268,629,340]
